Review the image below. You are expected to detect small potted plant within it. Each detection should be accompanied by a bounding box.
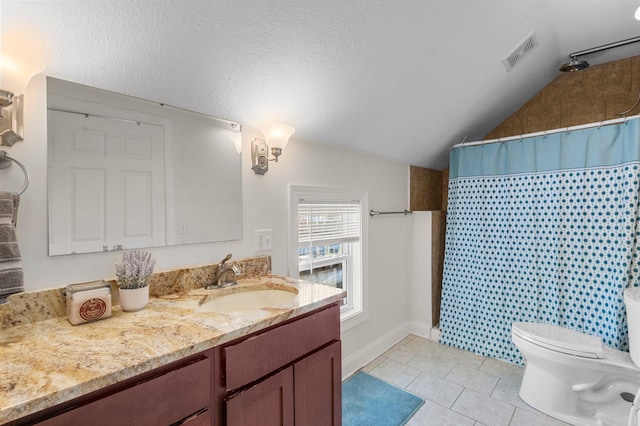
[115,249,155,312]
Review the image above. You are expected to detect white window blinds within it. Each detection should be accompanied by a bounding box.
[298,200,361,246]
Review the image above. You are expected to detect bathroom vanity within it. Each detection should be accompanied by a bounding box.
[219,303,341,426]
[0,271,344,425]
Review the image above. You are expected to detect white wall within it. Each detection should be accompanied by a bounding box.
[8,74,412,371]
[409,211,433,337]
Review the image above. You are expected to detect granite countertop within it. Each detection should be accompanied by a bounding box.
[0,275,345,423]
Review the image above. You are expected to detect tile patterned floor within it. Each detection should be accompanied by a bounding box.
[360,334,571,426]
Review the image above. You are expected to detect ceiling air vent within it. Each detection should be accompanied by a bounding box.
[503,32,538,72]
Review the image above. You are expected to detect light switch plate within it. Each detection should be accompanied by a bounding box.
[254,229,272,251]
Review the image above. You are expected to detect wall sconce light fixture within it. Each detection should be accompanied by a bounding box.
[0,44,45,146]
[251,123,295,175]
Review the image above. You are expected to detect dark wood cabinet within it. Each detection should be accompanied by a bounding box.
[221,304,340,391]
[13,302,341,426]
[293,341,341,426]
[226,367,295,426]
[215,303,342,426]
[224,341,341,426]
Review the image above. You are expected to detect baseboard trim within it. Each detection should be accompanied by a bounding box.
[408,321,431,339]
[431,325,441,341]
[409,321,442,341]
[341,321,410,380]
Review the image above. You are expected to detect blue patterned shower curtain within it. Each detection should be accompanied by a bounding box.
[439,119,640,364]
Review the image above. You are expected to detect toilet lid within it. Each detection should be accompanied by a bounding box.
[512,322,605,359]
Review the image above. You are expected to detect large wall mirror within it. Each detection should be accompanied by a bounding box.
[47,77,243,256]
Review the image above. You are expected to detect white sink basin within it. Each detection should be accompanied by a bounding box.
[197,289,297,313]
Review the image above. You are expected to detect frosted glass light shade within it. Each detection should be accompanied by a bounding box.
[260,123,295,150]
[0,44,44,95]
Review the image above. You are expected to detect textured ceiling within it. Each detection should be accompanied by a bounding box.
[3,1,640,169]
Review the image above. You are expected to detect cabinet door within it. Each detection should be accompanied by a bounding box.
[226,367,294,426]
[294,341,342,426]
[175,407,211,425]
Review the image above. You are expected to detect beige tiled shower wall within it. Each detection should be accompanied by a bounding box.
[410,166,443,211]
[485,55,640,139]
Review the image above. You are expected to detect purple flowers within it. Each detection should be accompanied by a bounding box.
[115,250,156,289]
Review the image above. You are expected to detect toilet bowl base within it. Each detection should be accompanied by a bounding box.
[519,360,638,426]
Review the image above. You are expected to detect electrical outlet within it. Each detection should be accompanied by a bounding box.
[255,229,272,251]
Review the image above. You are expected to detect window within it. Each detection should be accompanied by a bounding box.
[289,186,367,328]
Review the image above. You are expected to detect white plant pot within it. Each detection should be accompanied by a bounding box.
[119,286,149,312]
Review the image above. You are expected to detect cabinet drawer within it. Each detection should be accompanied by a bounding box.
[37,357,211,426]
[223,304,340,390]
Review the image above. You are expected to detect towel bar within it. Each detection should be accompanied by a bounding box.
[369,209,412,217]
[0,150,29,195]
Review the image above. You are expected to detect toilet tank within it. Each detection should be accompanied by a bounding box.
[624,288,640,368]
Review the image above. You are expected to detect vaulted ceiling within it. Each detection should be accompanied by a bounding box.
[3,1,640,169]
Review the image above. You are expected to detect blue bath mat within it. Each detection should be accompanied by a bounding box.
[343,371,424,426]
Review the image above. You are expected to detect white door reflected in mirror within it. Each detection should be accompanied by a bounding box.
[47,77,243,256]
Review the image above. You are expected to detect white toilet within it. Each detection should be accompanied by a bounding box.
[512,287,640,426]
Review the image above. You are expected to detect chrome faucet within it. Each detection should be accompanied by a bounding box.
[206,253,239,289]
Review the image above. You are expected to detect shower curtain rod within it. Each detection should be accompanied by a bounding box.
[453,114,640,149]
